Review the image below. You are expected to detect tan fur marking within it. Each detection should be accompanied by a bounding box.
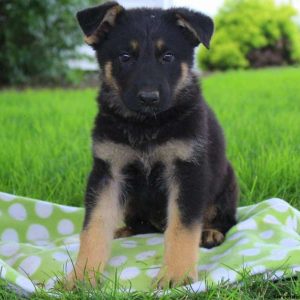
[155,138,203,164]
[65,180,122,288]
[156,38,165,50]
[103,5,123,26]
[84,35,98,45]
[93,138,205,177]
[174,62,192,96]
[157,182,201,287]
[93,141,136,174]
[130,40,139,51]
[103,61,120,91]
[176,14,200,42]
[84,5,123,45]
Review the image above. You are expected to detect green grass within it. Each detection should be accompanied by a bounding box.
[0,270,299,299]
[203,67,300,208]
[0,66,300,298]
[0,88,97,206]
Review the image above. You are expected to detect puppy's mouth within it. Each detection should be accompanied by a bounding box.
[122,99,163,116]
[138,105,160,116]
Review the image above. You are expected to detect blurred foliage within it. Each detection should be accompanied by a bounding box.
[0,0,95,86]
[198,0,300,71]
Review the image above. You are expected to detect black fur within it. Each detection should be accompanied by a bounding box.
[77,2,238,247]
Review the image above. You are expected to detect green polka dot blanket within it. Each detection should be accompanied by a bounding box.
[0,192,299,294]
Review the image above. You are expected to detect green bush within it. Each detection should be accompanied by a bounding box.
[198,0,300,71]
[0,0,94,86]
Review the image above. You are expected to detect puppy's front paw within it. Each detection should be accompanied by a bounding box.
[155,265,198,289]
[63,268,102,290]
[64,271,78,290]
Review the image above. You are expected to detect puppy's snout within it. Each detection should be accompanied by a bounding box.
[138,90,160,106]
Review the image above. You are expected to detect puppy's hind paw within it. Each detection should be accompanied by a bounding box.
[201,229,224,249]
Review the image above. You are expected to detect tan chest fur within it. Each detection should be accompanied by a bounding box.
[93,139,205,177]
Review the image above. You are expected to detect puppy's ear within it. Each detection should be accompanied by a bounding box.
[166,8,214,49]
[76,1,124,46]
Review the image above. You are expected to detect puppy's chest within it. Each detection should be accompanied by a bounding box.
[93,138,203,230]
[93,138,201,176]
[123,159,168,231]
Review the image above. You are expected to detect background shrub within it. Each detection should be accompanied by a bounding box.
[198,0,300,71]
[0,0,94,86]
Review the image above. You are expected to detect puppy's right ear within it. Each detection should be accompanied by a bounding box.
[76,1,124,46]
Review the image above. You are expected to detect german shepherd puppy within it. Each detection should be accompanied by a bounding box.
[66,1,238,289]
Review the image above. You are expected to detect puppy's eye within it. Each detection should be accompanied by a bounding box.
[119,53,132,63]
[162,52,175,63]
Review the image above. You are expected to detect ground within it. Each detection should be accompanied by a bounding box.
[0,67,299,298]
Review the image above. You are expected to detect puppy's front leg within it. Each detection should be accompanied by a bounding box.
[157,162,204,288]
[65,158,123,288]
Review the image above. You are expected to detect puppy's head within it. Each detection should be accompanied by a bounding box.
[77,2,213,117]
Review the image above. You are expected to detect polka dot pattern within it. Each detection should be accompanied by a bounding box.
[239,248,261,256]
[145,265,160,278]
[269,249,289,261]
[64,243,79,253]
[280,238,299,247]
[251,265,266,275]
[8,203,27,221]
[0,192,16,202]
[109,255,127,267]
[227,231,243,241]
[35,201,53,219]
[184,280,207,292]
[263,215,281,225]
[52,252,69,262]
[270,199,289,212]
[27,224,49,241]
[64,260,74,275]
[136,250,156,261]
[2,229,19,242]
[236,219,257,230]
[147,237,164,245]
[15,276,36,293]
[286,216,297,230]
[18,255,41,276]
[57,219,74,235]
[260,230,274,239]
[45,276,57,290]
[235,238,250,246]
[121,240,137,248]
[0,243,20,257]
[210,267,237,282]
[0,192,299,294]
[120,267,141,280]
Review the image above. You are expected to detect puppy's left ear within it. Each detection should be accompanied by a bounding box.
[76,1,124,46]
[166,8,214,49]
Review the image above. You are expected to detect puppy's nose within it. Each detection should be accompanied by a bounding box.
[138,91,160,106]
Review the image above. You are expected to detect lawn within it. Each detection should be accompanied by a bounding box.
[0,66,300,298]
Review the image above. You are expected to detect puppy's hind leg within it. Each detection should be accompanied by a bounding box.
[201,163,238,249]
